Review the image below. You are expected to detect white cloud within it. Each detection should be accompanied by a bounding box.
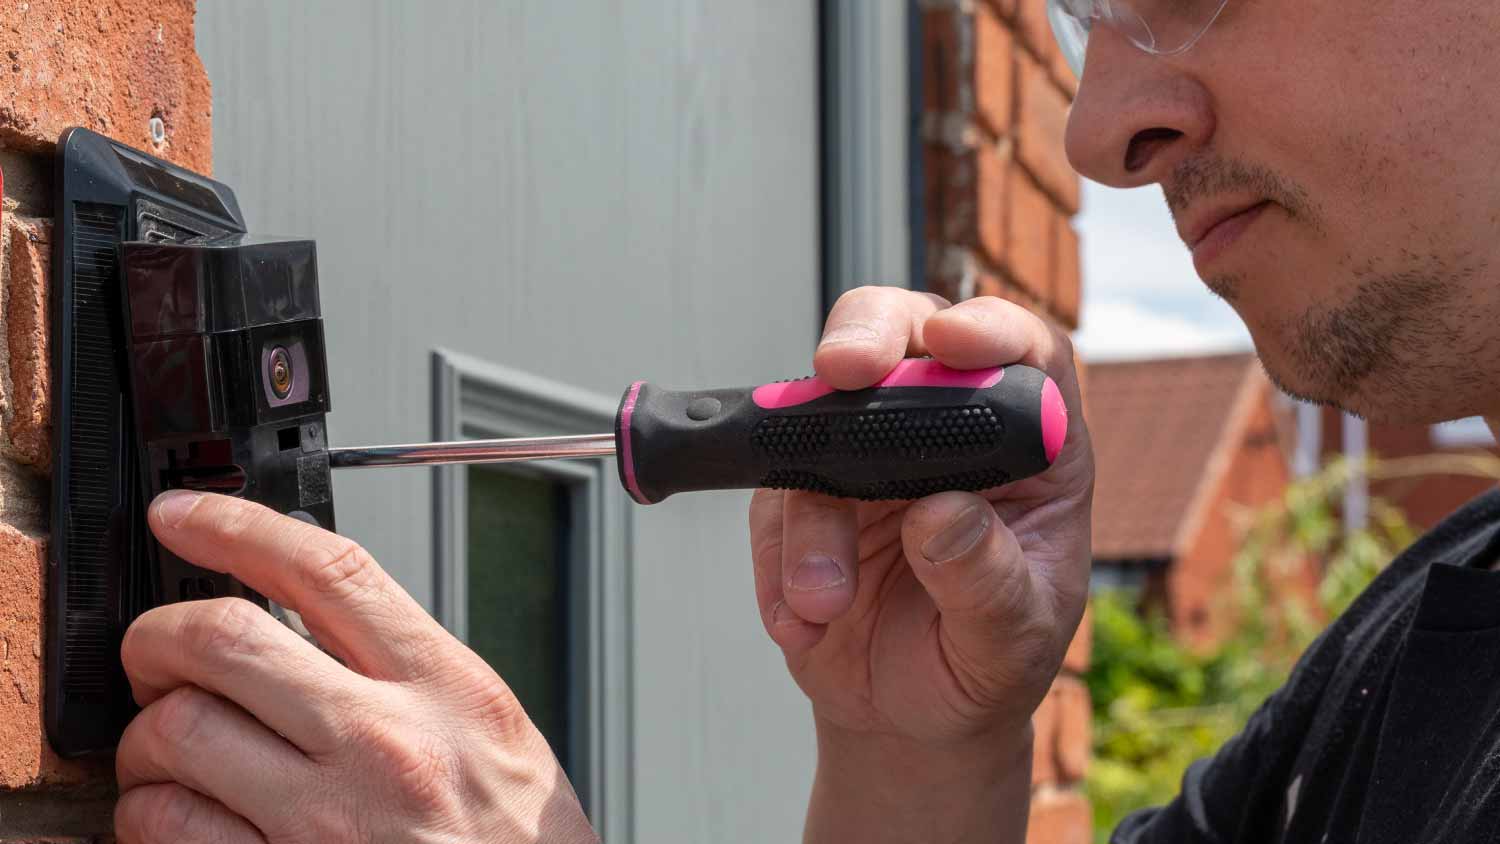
[1078,180,1199,299]
[1075,179,1254,361]
[1075,299,1252,362]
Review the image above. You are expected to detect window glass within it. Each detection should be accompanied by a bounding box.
[465,466,571,766]
[1090,562,1148,594]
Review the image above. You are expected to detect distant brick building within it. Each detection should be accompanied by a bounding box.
[1087,353,1303,645]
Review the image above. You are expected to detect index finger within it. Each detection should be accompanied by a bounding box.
[147,490,451,681]
[813,287,951,389]
[923,296,1084,401]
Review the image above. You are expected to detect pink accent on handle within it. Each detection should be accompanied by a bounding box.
[618,381,650,504]
[751,359,1006,409]
[1040,376,1067,464]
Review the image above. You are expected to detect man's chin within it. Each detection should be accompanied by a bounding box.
[1262,361,1477,427]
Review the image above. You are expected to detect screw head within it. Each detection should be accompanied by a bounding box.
[269,346,294,399]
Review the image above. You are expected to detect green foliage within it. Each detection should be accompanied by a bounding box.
[1084,455,1442,842]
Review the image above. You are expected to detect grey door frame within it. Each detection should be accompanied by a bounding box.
[431,348,633,842]
[819,0,918,310]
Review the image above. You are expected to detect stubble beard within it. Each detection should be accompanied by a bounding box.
[1254,256,1489,422]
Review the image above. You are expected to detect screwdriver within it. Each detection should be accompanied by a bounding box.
[327,359,1068,505]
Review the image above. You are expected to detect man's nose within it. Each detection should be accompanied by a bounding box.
[1063,28,1215,189]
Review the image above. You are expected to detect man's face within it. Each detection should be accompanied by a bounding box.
[1065,2,1500,423]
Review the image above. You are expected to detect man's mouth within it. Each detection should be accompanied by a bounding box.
[1185,201,1271,269]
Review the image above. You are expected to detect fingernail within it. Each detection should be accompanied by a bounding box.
[153,489,203,529]
[819,322,880,347]
[771,600,799,626]
[787,553,847,592]
[921,505,989,564]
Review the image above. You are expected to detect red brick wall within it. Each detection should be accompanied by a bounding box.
[0,2,210,839]
[920,3,1089,841]
[922,0,1081,331]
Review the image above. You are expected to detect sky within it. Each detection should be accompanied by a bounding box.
[1072,179,1254,362]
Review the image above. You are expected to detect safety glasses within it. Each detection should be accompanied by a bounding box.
[1045,0,1231,77]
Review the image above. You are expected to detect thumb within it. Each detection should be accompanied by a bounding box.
[900,492,1055,699]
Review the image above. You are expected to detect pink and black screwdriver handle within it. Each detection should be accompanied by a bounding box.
[613,359,1068,505]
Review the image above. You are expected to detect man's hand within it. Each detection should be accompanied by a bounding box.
[749,287,1094,843]
[113,492,598,844]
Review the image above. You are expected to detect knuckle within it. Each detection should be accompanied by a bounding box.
[299,538,382,602]
[833,284,902,314]
[833,286,874,309]
[145,787,200,843]
[916,290,953,310]
[119,605,167,672]
[297,807,365,844]
[472,671,529,733]
[117,785,191,843]
[357,717,462,818]
[147,686,217,754]
[180,598,267,665]
[433,655,527,733]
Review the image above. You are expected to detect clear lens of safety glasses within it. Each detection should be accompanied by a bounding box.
[1046,0,1231,78]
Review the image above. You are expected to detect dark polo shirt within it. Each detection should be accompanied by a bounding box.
[1115,487,1500,844]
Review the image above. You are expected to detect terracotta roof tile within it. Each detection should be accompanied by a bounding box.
[1086,353,1259,561]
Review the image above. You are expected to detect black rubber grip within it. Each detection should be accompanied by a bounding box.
[613,362,1064,504]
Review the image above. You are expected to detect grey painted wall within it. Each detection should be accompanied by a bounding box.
[197,2,821,840]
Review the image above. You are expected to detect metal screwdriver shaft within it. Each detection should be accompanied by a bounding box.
[323,362,1066,503]
[328,433,617,469]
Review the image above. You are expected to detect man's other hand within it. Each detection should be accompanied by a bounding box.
[749,287,1095,843]
[113,491,599,844]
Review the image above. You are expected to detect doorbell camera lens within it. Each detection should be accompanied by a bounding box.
[269,346,294,399]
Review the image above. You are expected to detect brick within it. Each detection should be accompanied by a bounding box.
[972,2,1015,137]
[0,0,211,174]
[929,243,982,304]
[975,143,1008,263]
[1062,600,1091,673]
[1000,167,1056,302]
[926,145,993,293]
[0,521,106,789]
[926,145,972,245]
[974,271,1008,302]
[1053,675,1092,783]
[921,7,964,117]
[1012,0,1058,69]
[1026,787,1091,844]
[984,0,1018,21]
[1030,683,1058,787]
[1054,217,1082,330]
[1016,53,1080,214]
[4,217,51,472]
[1049,47,1080,99]
[997,0,1079,98]
[976,268,1053,319]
